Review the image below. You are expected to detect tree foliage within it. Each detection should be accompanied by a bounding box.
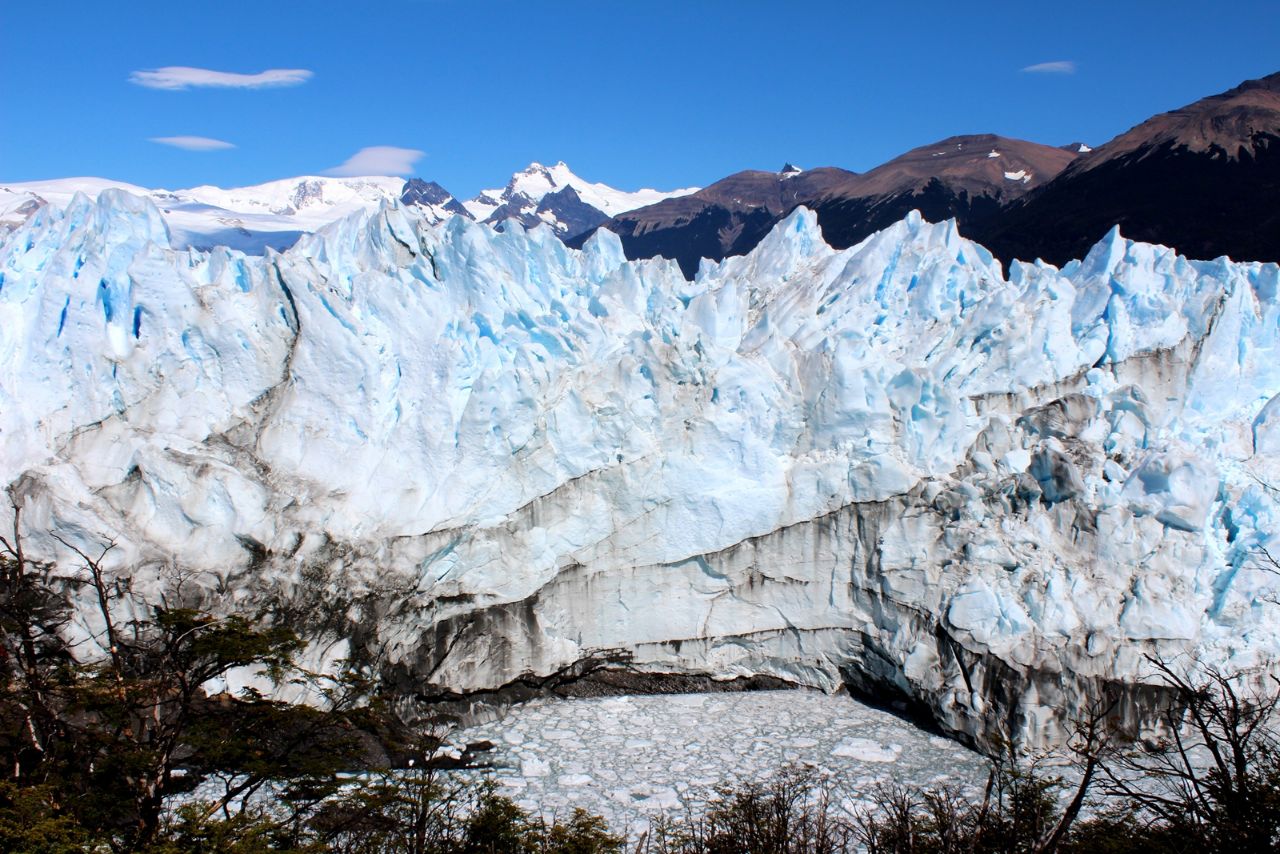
[0,500,625,853]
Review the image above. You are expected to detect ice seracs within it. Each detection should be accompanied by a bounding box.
[1,193,1278,751]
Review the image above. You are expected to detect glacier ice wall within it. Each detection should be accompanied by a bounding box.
[2,189,1279,747]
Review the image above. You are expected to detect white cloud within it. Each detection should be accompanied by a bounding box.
[149,135,236,151]
[323,146,425,177]
[1020,61,1077,74]
[129,66,313,90]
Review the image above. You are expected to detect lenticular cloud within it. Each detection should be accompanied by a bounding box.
[129,66,313,91]
[1020,60,1077,74]
[323,146,425,177]
[148,136,236,151]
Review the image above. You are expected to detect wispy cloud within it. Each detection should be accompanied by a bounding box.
[1020,60,1077,74]
[324,146,425,177]
[129,66,313,90]
[149,135,236,151]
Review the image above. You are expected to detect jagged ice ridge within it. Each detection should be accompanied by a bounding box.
[1,189,1279,748]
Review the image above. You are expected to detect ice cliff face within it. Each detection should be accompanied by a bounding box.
[2,190,1279,749]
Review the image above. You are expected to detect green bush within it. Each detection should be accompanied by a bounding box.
[0,783,89,854]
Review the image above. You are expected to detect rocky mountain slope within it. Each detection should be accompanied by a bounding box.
[2,192,1277,750]
[798,135,1077,275]
[582,72,1280,276]
[576,136,1077,276]
[976,71,1280,266]
[568,166,858,277]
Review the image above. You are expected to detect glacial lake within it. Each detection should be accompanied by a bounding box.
[445,689,992,837]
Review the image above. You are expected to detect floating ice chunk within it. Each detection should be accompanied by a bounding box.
[542,729,578,741]
[832,739,902,762]
[521,757,551,777]
[628,785,681,810]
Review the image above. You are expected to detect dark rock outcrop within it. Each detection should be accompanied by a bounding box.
[400,179,472,218]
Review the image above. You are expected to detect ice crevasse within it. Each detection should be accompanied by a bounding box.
[1,189,1279,748]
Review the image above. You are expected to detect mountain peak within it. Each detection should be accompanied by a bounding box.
[1223,69,1280,97]
[976,68,1280,269]
[1070,68,1280,169]
[463,162,698,226]
[833,134,1079,200]
[400,178,472,222]
[582,134,1076,278]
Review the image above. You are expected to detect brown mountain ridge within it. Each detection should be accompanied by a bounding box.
[576,71,1280,276]
[975,71,1280,266]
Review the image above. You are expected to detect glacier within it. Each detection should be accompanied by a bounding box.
[2,189,1279,749]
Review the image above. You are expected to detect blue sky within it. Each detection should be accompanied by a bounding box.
[3,1,1277,197]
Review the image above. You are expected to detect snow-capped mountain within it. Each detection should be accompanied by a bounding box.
[0,163,699,252]
[3,190,1279,750]
[1,178,152,230]
[465,160,700,219]
[0,175,407,253]
[463,161,699,238]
